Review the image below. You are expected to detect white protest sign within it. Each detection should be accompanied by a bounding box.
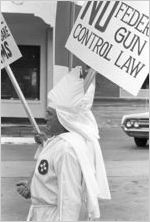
[1,13,22,68]
[65,1,149,96]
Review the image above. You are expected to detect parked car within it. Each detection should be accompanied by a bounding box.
[121,112,149,147]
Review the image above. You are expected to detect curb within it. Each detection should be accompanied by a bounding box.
[1,137,35,145]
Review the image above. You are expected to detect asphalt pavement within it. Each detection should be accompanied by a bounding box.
[1,100,149,221]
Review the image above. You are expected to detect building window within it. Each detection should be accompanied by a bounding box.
[1,45,40,100]
[141,75,149,89]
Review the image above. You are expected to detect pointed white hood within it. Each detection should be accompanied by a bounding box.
[48,66,99,141]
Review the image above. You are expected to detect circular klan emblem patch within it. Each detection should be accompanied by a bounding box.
[38,159,49,175]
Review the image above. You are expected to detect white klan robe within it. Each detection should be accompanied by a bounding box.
[27,67,111,221]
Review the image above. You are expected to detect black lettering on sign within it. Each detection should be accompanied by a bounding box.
[80,1,119,32]
[95,1,119,32]
[114,2,149,37]
[1,41,12,59]
[114,27,147,56]
[81,1,103,25]
[114,50,145,78]
[72,23,113,62]
[80,1,91,20]
[1,25,10,42]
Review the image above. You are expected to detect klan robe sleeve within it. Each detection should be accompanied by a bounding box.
[54,150,83,221]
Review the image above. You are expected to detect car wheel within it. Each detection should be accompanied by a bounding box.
[134,137,148,147]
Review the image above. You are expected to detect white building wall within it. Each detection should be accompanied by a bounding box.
[1,13,53,118]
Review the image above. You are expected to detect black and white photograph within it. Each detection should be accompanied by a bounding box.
[1,0,149,221]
